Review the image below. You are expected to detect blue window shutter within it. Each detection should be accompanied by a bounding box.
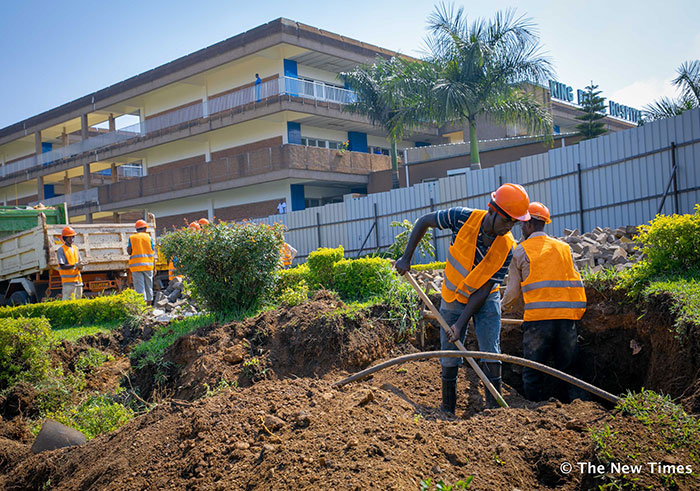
[347,132,368,153]
[287,122,301,145]
[290,184,305,211]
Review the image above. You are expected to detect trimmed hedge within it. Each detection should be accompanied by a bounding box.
[333,257,397,301]
[277,263,310,293]
[412,261,446,271]
[0,317,55,390]
[0,289,146,329]
[307,246,344,289]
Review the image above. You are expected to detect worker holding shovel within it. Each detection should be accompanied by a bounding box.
[395,184,531,411]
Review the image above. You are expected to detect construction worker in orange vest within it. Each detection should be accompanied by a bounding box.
[281,242,297,268]
[56,226,84,300]
[502,201,587,402]
[395,183,531,411]
[127,219,156,303]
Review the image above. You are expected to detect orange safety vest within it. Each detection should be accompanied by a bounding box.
[168,258,183,281]
[520,235,587,321]
[129,232,155,272]
[58,244,82,285]
[441,209,516,303]
[281,243,293,267]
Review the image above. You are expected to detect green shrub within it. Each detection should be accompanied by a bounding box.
[0,289,146,329]
[159,221,284,314]
[43,394,134,440]
[332,257,396,301]
[386,219,435,260]
[307,246,344,289]
[280,280,309,306]
[277,263,310,293]
[412,261,446,271]
[0,317,56,390]
[75,348,114,374]
[618,206,700,296]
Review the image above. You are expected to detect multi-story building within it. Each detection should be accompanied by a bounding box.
[0,18,637,232]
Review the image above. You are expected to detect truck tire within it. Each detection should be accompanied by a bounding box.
[9,290,30,306]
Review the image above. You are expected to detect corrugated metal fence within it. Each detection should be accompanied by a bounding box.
[256,108,700,265]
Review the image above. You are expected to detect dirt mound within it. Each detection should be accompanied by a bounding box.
[5,358,698,490]
[133,293,399,400]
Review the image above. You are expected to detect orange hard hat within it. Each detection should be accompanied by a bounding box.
[490,183,530,221]
[135,219,148,230]
[62,226,76,237]
[188,222,201,231]
[198,218,210,226]
[528,201,551,224]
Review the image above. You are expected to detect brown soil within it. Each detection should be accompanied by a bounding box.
[1,287,699,490]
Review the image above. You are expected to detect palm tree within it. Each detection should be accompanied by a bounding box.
[643,60,700,122]
[341,57,420,189]
[421,4,554,169]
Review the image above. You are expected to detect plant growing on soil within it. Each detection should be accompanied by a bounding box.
[333,257,396,301]
[159,221,285,314]
[0,317,55,390]
[0,289,146,329]
[42,393,134,440]
[74,348,113,374]
[307,245,344,289]
[276,263,310,293]
[419,477,473,490]
[387,219,435,260]
[618,205,700,296]
[241,357,269,382]
[279,280,309,306]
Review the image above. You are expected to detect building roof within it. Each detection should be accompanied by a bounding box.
[0,18,407,141]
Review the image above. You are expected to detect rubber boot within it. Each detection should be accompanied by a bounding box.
[441,366,458,414]
[482,362,503,409]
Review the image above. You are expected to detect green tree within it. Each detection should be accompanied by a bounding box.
[419,4,553,169]
[575,83,608,140]
[341,57,422,189]
[643,60,699,122]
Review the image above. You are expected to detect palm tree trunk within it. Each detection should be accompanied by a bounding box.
[469,120,481,170]
[390,140,400,189]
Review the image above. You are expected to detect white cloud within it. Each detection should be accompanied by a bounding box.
[607,78,679,110]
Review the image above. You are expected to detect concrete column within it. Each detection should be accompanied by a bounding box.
[85,212,93,224]
[208,199,214,220]
[80,114,89,140]
[113,211,120,222]
[61,127,68,146]
[37,176,45,202]
[35,131,42,166]
[63,172,71,195]
[82,162,91,190]
[108,114,116,132]
[111,162,119,183]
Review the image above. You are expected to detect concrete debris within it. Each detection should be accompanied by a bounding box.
[151,277,199,321]
[410,225,642,290]
[31,419,86,453]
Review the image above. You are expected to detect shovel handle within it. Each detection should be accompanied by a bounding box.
[402,271,509,408]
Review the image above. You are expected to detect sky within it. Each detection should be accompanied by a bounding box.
[1,0,698,129]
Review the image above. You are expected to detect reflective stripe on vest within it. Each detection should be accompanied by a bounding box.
[520,235,587,321]
[58,244,82,285]
[441,209,515,304]
[129,232,155,272]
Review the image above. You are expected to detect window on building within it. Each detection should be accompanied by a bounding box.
[301,137,344,149]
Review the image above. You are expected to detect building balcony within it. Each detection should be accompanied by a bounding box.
[56,144,390,213]
[2,77,356,180]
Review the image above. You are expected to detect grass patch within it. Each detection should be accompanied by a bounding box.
[51,320,123,342]
[643,276,700,335]
[580,266,620,292]
[412,261,446,271]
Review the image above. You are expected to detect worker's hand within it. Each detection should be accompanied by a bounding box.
[394,256,411,276]
[76,261,85,270]
[447,323,462,344]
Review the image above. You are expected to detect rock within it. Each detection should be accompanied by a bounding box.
[564,228,579,236]
[31,419,86,453]
[263,415,285,431]
[154,291,165,303]
[235,441,250,450]
[167,290,182,303]
[353,389,375,407]
[223,344,245,364]
[294,410,311,428]
[155,314,174,322]
[155,297,169,308]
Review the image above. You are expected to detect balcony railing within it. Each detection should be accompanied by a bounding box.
[94,144,389,208]
[2,77,356,178]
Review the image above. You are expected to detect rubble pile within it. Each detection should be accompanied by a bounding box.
[561,225,641,273]
[151,277,198,322]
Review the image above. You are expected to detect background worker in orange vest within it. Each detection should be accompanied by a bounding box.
[395,183,531,411]
[56,226,84,300]
[281,242,297,268]
[127,219,156,303]
[502,202,587,402]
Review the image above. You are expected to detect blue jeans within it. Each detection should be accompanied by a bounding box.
[439,290,502,368]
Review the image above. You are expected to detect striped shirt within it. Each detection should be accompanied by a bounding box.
[434,207,513,285]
